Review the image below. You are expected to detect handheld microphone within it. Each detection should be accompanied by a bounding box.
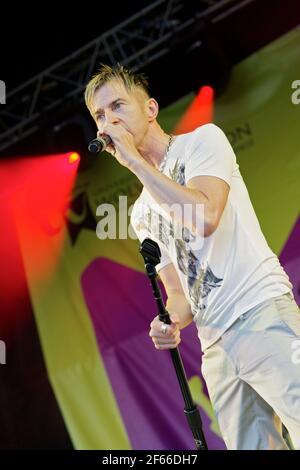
[88,135,112,153]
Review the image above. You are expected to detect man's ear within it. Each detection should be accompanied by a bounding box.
[146,98,159,122]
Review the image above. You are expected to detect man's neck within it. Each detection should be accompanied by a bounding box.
[137,128,171,170]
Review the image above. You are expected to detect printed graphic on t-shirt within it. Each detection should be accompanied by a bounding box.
[174,237,223,313]
[141,204,223,315]
[168,159,186,186]
[167,159,223,312]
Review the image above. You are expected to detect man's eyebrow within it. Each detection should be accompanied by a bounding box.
[94,98,125,117]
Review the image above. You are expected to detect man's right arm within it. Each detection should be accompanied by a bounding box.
[149,262,193,350]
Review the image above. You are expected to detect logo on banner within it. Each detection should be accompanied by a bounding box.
[225,123,254,153]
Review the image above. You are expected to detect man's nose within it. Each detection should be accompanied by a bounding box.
[101,110,119,128]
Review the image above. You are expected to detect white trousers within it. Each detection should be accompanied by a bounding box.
[201,291,300,450]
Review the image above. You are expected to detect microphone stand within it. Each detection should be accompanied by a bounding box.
[140,238,208,451]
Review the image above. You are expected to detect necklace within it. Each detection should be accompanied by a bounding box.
[159,134,175,172]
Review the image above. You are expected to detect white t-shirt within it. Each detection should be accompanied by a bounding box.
[130,124,292,351]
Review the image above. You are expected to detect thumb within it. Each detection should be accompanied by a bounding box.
[170,314,180,325]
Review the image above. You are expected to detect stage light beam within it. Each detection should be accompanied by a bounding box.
[174,85,215,134]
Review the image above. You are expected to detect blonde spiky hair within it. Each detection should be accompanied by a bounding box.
[84,63,150,117]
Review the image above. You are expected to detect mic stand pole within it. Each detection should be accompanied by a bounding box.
[140,238,208,450]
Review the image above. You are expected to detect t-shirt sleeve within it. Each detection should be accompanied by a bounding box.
[130,201,172,272]
[184,123,236,186]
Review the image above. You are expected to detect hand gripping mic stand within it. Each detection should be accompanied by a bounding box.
[140,238,208,450]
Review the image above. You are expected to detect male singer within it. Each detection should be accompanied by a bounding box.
[84,64,300,450]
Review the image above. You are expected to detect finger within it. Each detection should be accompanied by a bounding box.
[149,325,180,338]
[150,330,180,341]
[149,326,170,337]
[106,144,116,155]
[150,318,179,336]
[150,318,159,329]
[152,334,180,345]
[170,314,180,325]
[152,337,174,345]
[150,320,167,333]
[154,340,181,350]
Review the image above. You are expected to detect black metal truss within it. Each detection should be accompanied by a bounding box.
[0,0,252,153]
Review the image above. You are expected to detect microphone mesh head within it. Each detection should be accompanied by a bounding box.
[88,139,101,153]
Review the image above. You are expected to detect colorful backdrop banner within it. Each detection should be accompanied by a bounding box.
[16,27,300,449]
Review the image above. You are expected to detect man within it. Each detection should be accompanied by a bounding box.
[84,64,300,450]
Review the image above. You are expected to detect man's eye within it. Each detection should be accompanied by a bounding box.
[113,102,122,110]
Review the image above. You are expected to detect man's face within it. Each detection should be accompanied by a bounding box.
[92,79,149,147]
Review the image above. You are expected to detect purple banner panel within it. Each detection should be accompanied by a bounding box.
[280,215,300,306]
[81,258,225,450]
